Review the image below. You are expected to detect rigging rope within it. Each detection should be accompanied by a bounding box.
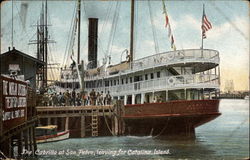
[98,1,114,59]
[148,0,160,54]
[102,106,115,136]
[210,2,248,41]
[62,2,77,67]
[14,3,30,49]
[106,1,121,62]
[64,11,78,66]
[134,0,138,58]
[79,0,89,65]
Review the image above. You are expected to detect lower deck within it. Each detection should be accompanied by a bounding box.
[115,89,219,105]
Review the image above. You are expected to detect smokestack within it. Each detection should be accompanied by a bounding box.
[88,18,98,69]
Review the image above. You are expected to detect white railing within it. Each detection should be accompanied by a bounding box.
[84,49,219,81]
[130,49,219,72]
[85,74,219,95]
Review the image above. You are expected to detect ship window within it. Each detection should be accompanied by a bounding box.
[76,82,79,89]
[139,76,143,81]
[110,80,113,86]
[134,76,142,82]
[145,74,148,80]
[122,79,124,84]
[157,72,160,78]
[134,76,139,82]
[126,78,128,84]
[151,73,154,79]
[117,79,119,85]
[114,80,116,86]
[130,77,133,83]
[105,81,109,87]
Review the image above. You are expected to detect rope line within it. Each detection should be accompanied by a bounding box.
[148,0,160,54]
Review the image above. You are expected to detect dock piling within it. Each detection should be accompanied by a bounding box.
[80,116,85,138]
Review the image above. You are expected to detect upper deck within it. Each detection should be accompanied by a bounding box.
[85,49,219,81]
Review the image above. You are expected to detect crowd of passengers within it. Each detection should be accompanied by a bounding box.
[41,89,112,106]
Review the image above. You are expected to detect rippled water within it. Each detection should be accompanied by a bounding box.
[35,99,249,160]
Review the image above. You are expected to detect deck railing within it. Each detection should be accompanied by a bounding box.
[86,73,219,95]
[82,49,219,81]
[130,49,219,72]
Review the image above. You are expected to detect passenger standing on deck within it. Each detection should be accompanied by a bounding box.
[90,89,96,105]
[43,93,49,106]
[65,90,70,106]
[69,92,72,105]
[72,89,76,106]
[103,91,106,105]
[76,93,81,106]
[100,91,104,105]
[58,92,63,106]
[48,94,53,106]
[87,95,90,105]
[96,92,100,105]
[82,92,87,106]
[52,93,58,106]
[106,91,112,105]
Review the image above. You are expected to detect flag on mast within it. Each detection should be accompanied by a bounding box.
[162,0,176,51]
[162,1,169,27]
[201,5,212,39]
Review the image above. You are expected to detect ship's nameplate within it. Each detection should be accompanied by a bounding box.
[1,76,27,129]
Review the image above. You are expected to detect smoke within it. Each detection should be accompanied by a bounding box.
[20,2,28,30]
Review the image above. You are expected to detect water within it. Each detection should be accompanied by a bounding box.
[35,99,249,160]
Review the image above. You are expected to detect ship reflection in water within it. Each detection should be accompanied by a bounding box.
[36,99,249,160]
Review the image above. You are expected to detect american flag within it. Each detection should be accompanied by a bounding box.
[201,7,212,39]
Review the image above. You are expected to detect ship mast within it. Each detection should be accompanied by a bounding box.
[45,0,48,88]
[77,0,81,64]
[129,0,135,68]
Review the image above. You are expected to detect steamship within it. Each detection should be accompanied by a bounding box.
[54,0,221,137]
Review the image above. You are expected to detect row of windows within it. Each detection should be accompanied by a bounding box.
[56,82,80,89]
[85,71,161,88]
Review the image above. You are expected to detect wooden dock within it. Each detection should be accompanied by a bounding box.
[0,76,125,159]
[36,101,125,138]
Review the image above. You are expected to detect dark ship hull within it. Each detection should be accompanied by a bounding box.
[123,99,220,138]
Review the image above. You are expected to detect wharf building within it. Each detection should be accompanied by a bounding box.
[0,47,44,158]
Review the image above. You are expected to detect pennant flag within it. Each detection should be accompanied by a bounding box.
[201,6,212,39]
[165,14,169,27]
[162,0,177,51]
[171,35,174,48]
[168,26,172,38]
[162,0,169,27]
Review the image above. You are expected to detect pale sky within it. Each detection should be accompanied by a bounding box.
[0,0,249,91]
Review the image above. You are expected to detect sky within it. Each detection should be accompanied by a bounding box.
[0,0,249,91]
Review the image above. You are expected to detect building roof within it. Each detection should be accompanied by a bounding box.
[0,48,45,66]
